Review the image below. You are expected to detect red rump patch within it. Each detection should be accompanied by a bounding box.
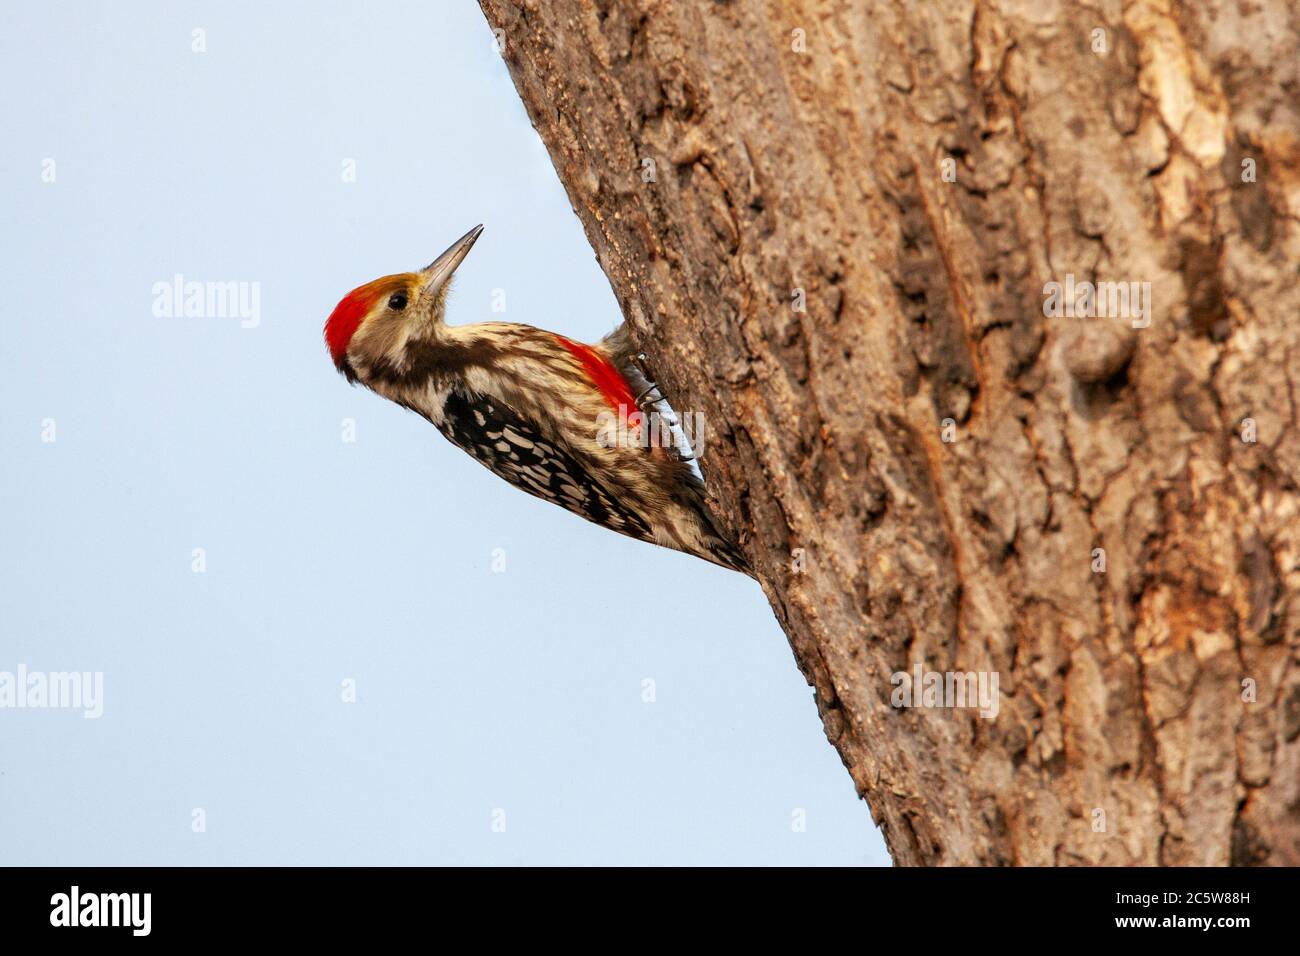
[324,274,412,367]
[553,335,638,418]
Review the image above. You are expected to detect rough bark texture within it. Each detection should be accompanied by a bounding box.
[477,0,1300,865]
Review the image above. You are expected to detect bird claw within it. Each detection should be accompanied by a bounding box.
[632,378,695,464]
[634,383,663,410]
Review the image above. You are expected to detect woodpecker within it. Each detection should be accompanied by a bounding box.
[324,225,750,575]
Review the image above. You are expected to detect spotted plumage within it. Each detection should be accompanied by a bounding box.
[324,225,751,575]
[436,386,652,541]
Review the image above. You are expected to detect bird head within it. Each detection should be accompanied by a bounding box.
[324,224,483,381]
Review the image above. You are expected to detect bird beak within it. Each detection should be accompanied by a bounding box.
[421,224,483,297]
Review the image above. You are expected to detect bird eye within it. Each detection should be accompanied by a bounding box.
[388,291,408,311]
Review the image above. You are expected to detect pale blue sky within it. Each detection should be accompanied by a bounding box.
[0,0,888,865]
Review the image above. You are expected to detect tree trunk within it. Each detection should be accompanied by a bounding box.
[477,0,1300,865]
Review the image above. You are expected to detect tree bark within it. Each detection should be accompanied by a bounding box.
[477,0,1300,865]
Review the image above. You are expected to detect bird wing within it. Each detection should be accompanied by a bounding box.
[435,385,654,543]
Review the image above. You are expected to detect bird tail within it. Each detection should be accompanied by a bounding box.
[701,523,754,575]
